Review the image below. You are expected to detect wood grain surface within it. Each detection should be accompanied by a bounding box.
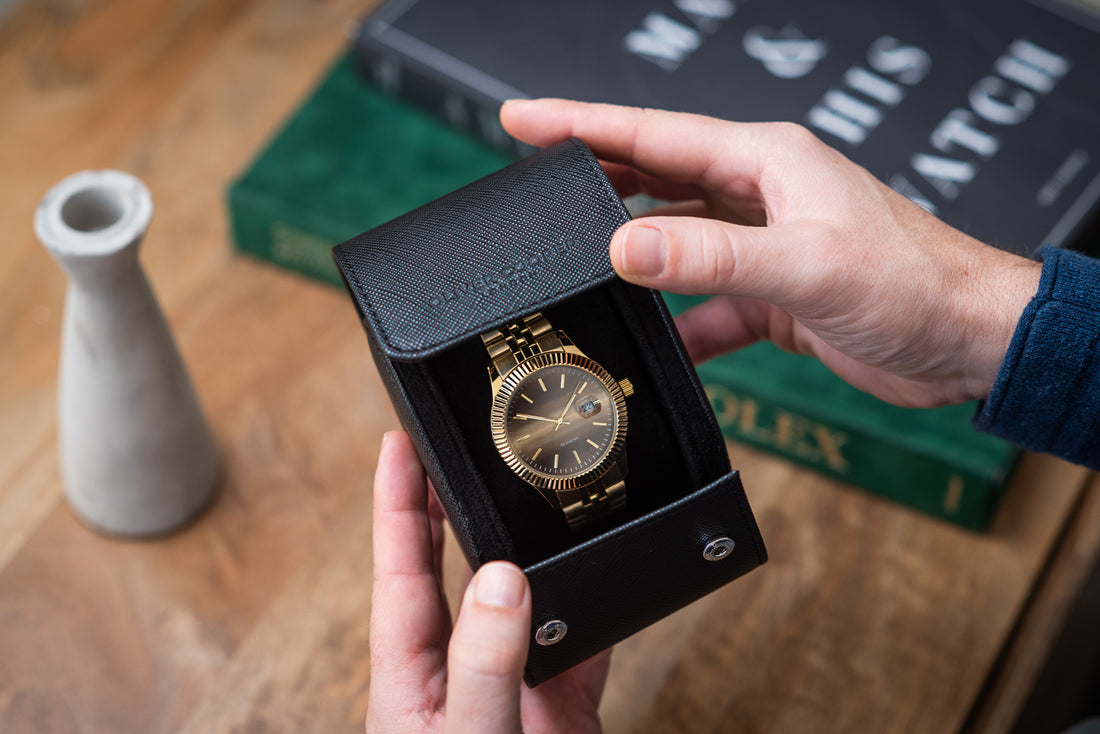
[0,2,1097,733]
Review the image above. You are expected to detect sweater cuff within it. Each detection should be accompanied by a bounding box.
[974,247,1100,469]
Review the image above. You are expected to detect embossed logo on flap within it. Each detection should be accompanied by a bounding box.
[426,239,574,309]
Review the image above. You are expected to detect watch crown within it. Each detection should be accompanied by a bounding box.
[618,378,635,398]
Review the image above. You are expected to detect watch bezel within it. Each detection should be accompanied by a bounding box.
[490,351,628,493]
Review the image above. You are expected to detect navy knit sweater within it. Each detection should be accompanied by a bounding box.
[975,247,1100,469]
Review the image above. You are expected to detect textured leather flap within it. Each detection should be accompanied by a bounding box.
[521,470,767,686]
[332,138,629,361]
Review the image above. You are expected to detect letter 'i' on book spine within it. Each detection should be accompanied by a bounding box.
[351,21,530,157]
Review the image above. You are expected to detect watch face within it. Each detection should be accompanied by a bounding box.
[505,364,616,477]
[490,351,628,490]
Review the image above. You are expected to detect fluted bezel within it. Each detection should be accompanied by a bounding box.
[490,351,628,493]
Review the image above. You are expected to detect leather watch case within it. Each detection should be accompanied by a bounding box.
[332,138,767,686]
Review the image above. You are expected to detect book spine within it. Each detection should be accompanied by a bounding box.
[227,182,345,288]
[351,21,530,158]
[696,369,1014,530]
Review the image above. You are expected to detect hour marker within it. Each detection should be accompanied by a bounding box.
[532,447,542,460]
[520,393,534,404]
[553,453,559,469]
[579,380,589,393]
[573,450,581,464]
[586,439,600,449]
[592,422,607,426]
[538,378,547,392]
[560,374,565,389]
[517,434,531,442]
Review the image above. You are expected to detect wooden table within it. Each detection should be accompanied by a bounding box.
[1,1,1098,732]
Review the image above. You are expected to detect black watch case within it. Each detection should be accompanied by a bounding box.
[332,138,767,686]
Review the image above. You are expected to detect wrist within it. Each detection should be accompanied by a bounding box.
[958,249,1041,401]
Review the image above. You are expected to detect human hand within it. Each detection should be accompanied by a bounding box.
[366,430,609,734]
[501,100,1042,408]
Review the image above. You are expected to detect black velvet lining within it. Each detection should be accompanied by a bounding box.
[404,280,732,568]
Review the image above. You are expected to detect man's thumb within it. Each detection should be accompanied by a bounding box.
[443,562,531,734]
[610,216,824,305]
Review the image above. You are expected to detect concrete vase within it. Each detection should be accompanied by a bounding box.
[35,170,221,537]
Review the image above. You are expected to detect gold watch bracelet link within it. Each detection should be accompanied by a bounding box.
[560,477,627,530]
[481,312,563,379]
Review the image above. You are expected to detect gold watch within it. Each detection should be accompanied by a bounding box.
[482,312,634,530]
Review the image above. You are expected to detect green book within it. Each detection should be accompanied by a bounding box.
[663,293,1018,530]
[228,52,1018,530]
[227,52,513,286]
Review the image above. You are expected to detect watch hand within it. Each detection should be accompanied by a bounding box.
[554,382,582,431]
[515,413,571,425]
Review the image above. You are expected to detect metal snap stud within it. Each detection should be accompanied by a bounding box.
[535,620,568,646]
[703,536,735,561]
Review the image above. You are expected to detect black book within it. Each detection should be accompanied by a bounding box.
[354,0,1100,255]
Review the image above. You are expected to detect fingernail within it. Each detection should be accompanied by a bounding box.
[502,98,532,111]
[475,563,526,608]
[620,225,666,277]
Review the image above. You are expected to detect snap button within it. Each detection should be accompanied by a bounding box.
[535,619,568,646]
[703,537,735,561]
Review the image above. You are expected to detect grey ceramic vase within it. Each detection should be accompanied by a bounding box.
[35,170,221,538]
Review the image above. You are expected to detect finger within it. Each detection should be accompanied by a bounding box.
[444,562,531,734]
[501,99,766,188]
[601,160,709,203]
[634,198,764,230]
[674,296,765,363]
[636,199,709,219]
[369,431,451,718]
[610,216,833,307]
[675,294,836,365]
[573,649,614,706]
[518,649,613,731]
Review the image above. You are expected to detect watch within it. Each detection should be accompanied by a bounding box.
[482,312,634,529]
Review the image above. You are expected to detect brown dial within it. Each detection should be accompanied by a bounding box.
[505,364,617,478]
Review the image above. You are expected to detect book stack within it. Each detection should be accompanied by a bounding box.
[228,0,1100,528]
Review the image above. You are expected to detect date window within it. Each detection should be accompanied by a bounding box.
[577,397,602,418]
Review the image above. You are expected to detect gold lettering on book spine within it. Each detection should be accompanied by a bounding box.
[705,383,851,473]
[943,475,965,515]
